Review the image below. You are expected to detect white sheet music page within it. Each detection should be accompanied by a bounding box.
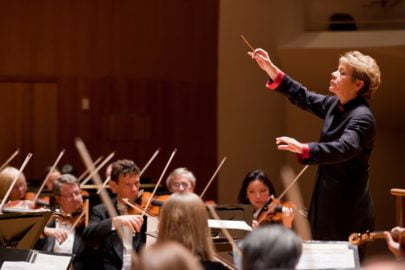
[296,242,356,269]
[208,219,252,231]
[32,253,71,270]
[1,262,44,270]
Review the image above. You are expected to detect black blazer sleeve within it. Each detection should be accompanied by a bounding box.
[275,75,335,120]
[82,205,113,242]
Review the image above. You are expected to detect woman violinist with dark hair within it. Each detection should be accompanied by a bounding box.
[238,169,294,228]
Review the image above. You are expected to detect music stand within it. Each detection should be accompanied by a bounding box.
[0,210,52,249]
[207,204,253,252]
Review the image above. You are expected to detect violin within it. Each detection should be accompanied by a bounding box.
[256,196,296,228]
[54,209,87,230]
[125,190,170,216]
[349,228,405,246]
[25,192,52,208]
[53,198,89,230]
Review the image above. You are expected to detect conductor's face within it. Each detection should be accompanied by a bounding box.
[111,174,140,201]
[57,183,83,214]
[329,63,363,98]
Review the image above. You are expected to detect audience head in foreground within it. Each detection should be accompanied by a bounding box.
[241,224,302,270]
[138,241,203,270]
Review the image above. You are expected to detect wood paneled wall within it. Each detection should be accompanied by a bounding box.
[0,0,218,199]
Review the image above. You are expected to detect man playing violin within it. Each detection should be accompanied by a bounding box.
[82,159,146,270]
[35,174,88,269]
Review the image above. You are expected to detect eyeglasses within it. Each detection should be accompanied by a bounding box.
[171,182,191,189]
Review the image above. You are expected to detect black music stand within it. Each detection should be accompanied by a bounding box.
[0,210,52,249]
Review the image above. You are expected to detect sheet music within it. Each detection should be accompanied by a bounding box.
[296,242,356,269]
[32,253,71,270]
[1,262,48,270]
[146,216,159,247]
[208,219,252,231]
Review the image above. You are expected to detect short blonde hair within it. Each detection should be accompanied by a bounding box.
[340,51,381,99]
[158,192,215,261]
[0,167,26,200]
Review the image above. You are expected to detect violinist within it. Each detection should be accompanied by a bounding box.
[139,167,197,213]
[82,159,146,270]
[25,167,62,207]
[385,226,405,259]
[166,167,196,193]
[35,174,87,269]
[0,166,34,209]
[238,169,290,228]
[43,166,62,192]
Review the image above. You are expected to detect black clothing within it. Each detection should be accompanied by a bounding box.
[82,199,147,270]
[200,260,230,270]
[275,74,375,240]
[34,222,88,270]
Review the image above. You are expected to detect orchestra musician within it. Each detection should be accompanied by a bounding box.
[237,169,294,228]
[250,49,381,241]
[82,159,146,270]
[24,167,62,207]
[241,224,302,270]
[43,166,62,192]
[138,241,203,270]
[35,174,88,270]
[237,169,275,227]
[384,226,405,259]
[166,167,196,193]
[0,166,34,209]
[158,192,228,270]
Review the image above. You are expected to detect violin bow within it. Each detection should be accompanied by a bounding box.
[0,153,33,212]
[140,148,160,177]
[70,208,88,232]
[207,205,242,257]
[97,176,111,195]
[80,152,115,186]
[77,156,103,181]
[141,149,177,218]
[200,157,227,199]
[258,165,309,220]
[277,165,309,201]
[280,165,312,240]
[122,198,153,218]
[214,255,237,270]
[32,150,65,204]
[0,149,20,172]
